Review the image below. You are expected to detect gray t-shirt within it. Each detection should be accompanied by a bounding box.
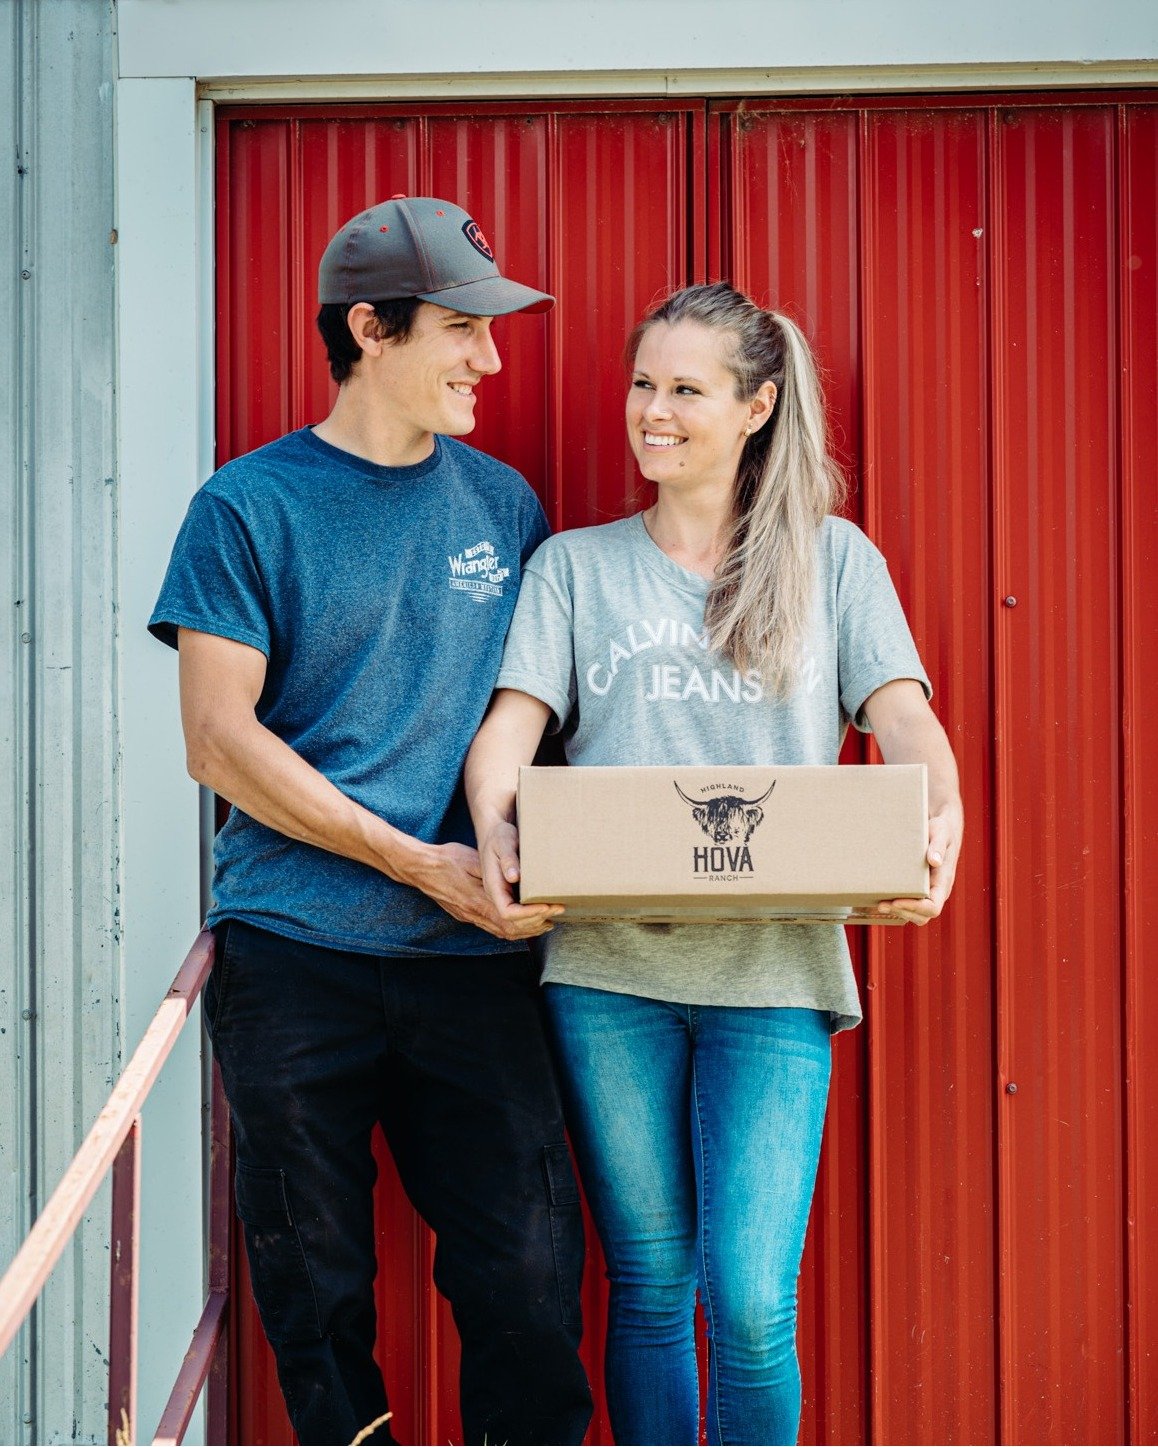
[495,512,931,1031]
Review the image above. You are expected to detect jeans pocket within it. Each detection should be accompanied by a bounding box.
[234,1162,324,1345]
[542,1143,584,1328]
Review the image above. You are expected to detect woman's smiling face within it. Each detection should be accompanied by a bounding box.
[626,320,768,494]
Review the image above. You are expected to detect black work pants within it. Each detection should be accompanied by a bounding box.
[207,920,592,1446]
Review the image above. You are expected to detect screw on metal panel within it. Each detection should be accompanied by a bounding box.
[21,269,30,279]
[21,1009,33,1020]
[20,631,31,642]
[1003,596,1017,608]
[1006,1082,1018,1094]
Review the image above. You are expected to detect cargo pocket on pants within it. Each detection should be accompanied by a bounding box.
[542,1143,584,1328]
[234,1162,323,1345]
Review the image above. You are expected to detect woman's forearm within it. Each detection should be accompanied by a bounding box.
[863,679,963,920]
[465,689,553,839]
[876,704,962,827]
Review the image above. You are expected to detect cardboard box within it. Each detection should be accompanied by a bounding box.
[517,764,929,924]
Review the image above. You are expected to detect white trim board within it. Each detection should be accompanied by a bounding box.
[115,74,208,1447]
[199,61,1158,104]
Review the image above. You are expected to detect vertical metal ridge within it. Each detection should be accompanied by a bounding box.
[687,105,707,287]
[289,120,306,430]
[857,104,885,1447]
[979,103,1005,1447]
[1117,100,1158,1447]
[988,101,1016,1447]
[213,114,233,470]
[704,104,726,283]
[1111,98,1133,1447]
[4,5,39,1440]
[545,111,563,529]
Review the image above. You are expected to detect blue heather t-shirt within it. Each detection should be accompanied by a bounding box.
[149,426,549,957]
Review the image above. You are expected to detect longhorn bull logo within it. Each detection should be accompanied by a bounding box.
[673,780,776,845]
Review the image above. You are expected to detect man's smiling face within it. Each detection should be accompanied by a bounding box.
[377,301,503,442]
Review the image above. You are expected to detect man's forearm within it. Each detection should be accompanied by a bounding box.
[189,712,435,887]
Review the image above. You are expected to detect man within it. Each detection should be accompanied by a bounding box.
[149,197,592,1446]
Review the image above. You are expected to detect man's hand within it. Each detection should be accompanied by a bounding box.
[877,804,964,925]
[415,838,561,941]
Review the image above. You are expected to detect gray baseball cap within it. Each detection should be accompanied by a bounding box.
[318,195,554,316]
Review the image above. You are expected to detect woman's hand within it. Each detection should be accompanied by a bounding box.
[478,820,565,928]
[479,820,522,911]
[465,688,563,933]
[877,803,964,925]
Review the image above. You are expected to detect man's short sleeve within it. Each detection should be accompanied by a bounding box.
[520,491,551,563]
[148,487,272,655]
[496,544,577,731]
[838,557,932,731]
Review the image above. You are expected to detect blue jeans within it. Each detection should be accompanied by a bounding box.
[544,985,831,1447]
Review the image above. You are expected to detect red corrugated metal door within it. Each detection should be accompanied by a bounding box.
[215,95,1158,1445]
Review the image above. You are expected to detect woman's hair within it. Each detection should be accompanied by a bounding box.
[626,282,846,694]
[316,297,422,383]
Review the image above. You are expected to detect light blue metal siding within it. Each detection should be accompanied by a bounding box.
[0,3,120,1442]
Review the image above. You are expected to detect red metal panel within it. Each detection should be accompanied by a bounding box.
[859,109,998,1446]
[1120,103,1158,1447]
[426,114,553,499]
[991,106,1125,1444]
[215,121,294,461]
[550,110,698,531]
[216,95,1157,1446]
[370,1132,453,1445]
[292,118,425,435]
[721,107,862,483]
[715,104,869,1447]
[231,1238,285,1446]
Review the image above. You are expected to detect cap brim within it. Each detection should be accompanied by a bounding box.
[416,274,554,316]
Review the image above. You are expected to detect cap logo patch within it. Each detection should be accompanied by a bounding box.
[462,219,494,261]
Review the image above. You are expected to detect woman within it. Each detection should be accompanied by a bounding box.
[465,283,962,1446]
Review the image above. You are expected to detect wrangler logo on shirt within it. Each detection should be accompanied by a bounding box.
[448,540,511,602]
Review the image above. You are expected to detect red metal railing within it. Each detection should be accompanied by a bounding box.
[0,930,230,1445]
